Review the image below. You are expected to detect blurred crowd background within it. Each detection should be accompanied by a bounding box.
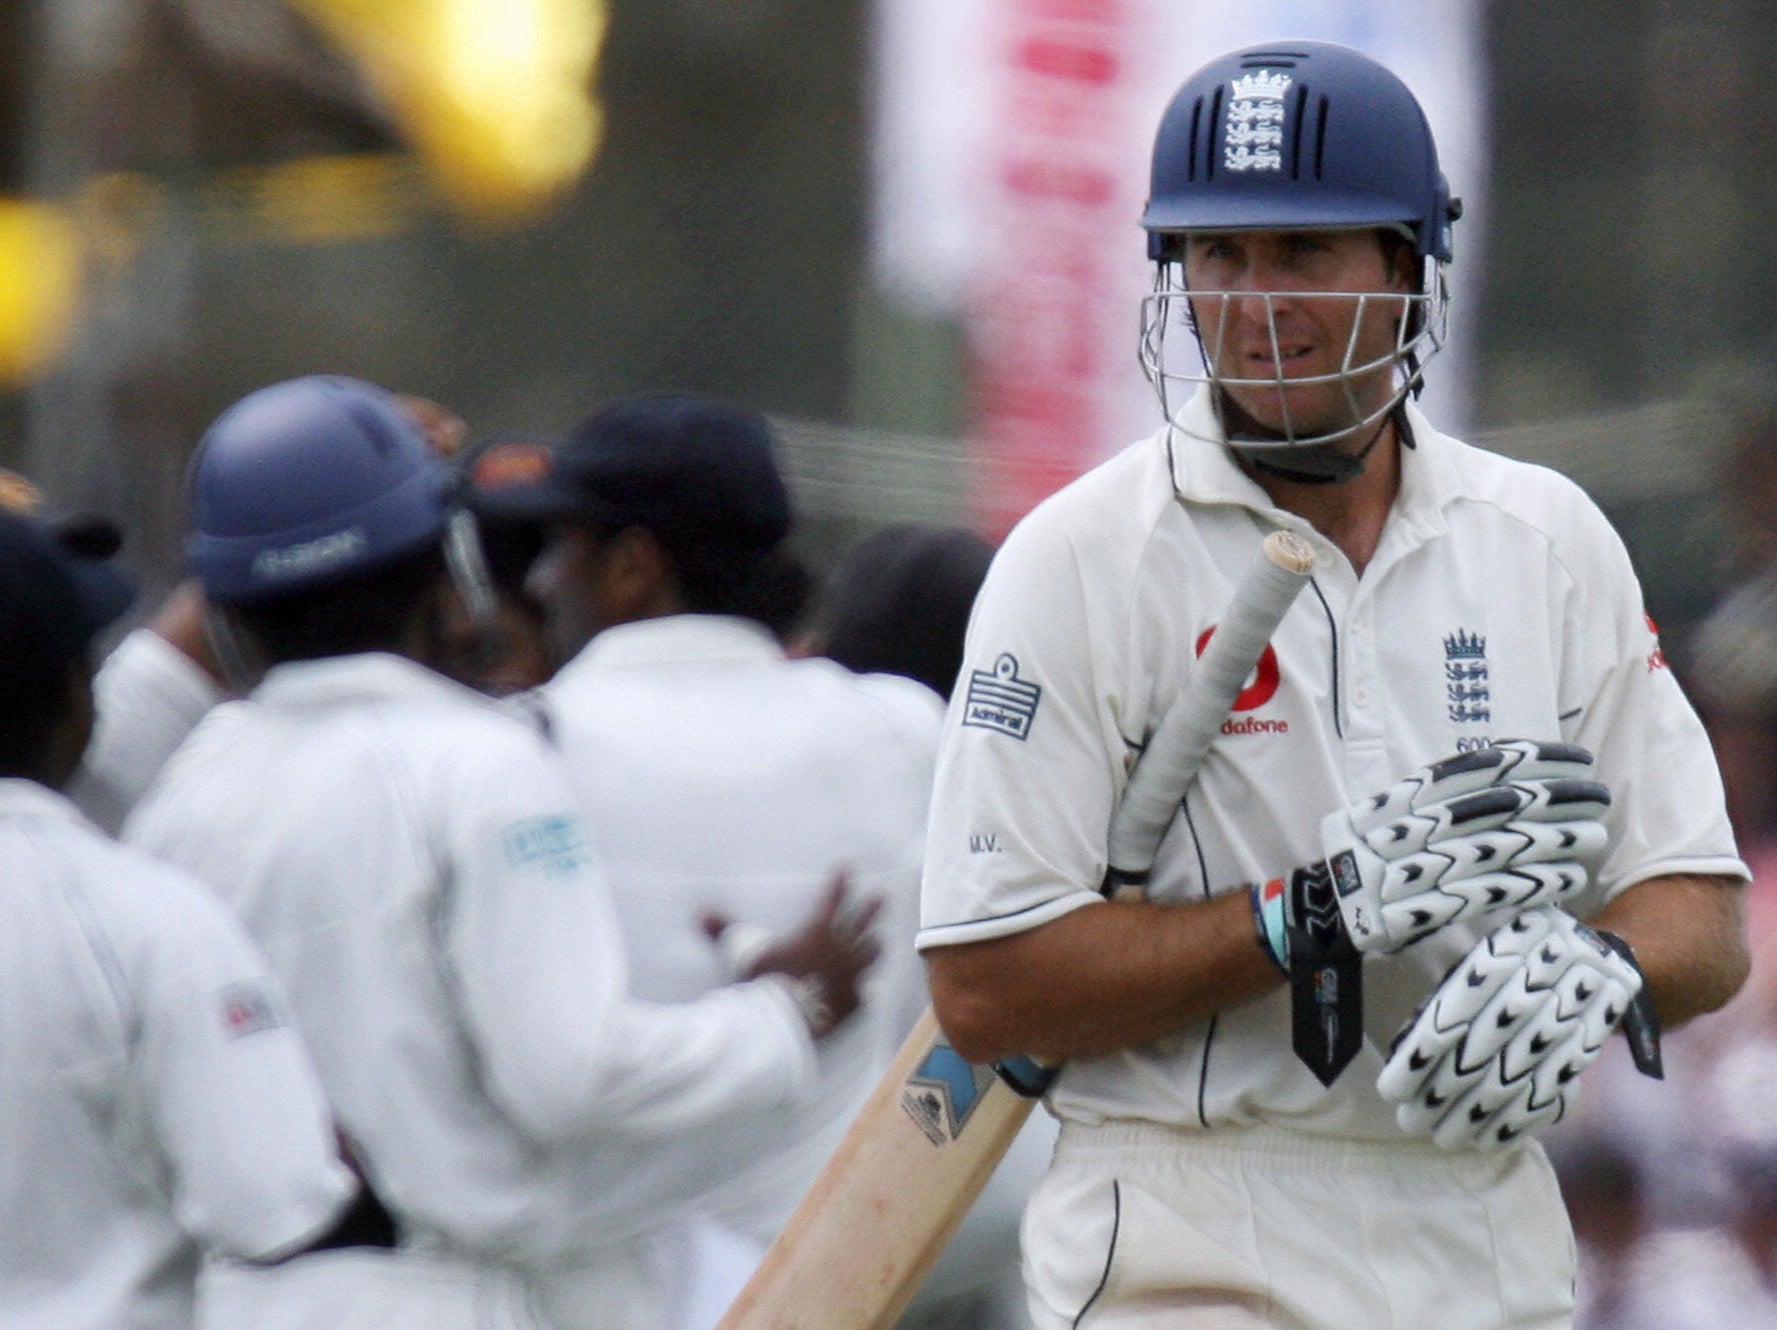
[5,2,1777,1325]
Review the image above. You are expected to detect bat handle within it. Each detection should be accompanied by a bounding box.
[993,1055,1055,1098]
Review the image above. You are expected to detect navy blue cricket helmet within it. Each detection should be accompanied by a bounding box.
[187,376,450,605]
[1136,41,1462,466]
[1141,40,1456,264]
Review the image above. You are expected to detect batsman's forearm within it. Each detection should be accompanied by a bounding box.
[1585,872,1748,1029]
[925,891,1283,1065]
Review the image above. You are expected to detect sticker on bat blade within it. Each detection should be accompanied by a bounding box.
[901,1039,999,1145]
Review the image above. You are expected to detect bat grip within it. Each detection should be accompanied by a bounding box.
[993,1055,1055,1098]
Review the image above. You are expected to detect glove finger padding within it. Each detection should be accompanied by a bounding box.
[1325,741,1610,953]
[1377,908,1641,1152]
[1346,739,1597,836]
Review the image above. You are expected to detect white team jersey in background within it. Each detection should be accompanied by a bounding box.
[540,614,943,1244]
[123,653,819,1327]
[68,628,226,836]
[0,779,351,1330]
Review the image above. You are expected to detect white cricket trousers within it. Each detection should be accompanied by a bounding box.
[1022,1121,1577,1330]
[198,1238,673,1330]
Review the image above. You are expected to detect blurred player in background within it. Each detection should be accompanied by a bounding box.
[467,393,951,1329]
[0,506,358,1329]
[1540,499,1777,1326]
[793,522,996,703]
[0,467,231,835]
[918,39,1748,1330]
[789,516,1050,1330]
[434,433,555,694]
[39,391,530,837]
[124,375,879,1330]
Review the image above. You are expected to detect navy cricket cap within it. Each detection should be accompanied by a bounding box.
[0,507,135,678]
[468,392,793,549]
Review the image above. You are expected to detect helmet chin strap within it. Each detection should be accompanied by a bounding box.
[1221,394,1412,486]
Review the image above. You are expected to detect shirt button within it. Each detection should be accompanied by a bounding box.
[1352,685,1371,708]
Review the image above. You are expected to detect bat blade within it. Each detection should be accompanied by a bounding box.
[714,1008,1036,1330]
[716,528,1317,1330]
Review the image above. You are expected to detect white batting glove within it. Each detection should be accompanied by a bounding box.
[1321,739,1608,954]
[1377,908,1644,1151]
[1250,741,1608,971]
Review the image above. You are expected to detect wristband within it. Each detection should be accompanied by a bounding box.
[766,973,835,1038]
[710,920,777,979]
[1249,878,1290,974]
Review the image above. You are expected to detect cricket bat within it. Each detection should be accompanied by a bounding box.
[715,529,1317,1330]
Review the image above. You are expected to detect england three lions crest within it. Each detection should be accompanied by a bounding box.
[1444,628,1491,724]
[1224,69,1290,173]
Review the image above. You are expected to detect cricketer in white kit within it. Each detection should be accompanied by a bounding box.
[919,39,1749,1330]
[0,506,354,1330]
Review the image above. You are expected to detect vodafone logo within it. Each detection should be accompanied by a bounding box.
[1195,626,1282,711]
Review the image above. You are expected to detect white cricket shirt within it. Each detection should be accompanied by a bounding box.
[919,391,1748,1141]
[0,779,351,1330]
[540,614,942,1244]
[123,653,817,1273]
[68,627,226,835]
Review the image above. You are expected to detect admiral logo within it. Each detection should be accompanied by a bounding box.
[1224,69,1290,173]
[963,654,1042,740]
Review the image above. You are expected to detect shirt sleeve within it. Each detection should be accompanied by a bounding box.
[437,734,818,1147]
[918,509,1123,950]
[68,629,225,835]
[129,866,355,1261]
[1557,501,1750,909]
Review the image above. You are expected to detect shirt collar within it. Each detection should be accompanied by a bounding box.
[561,614,784,679]
[1164,388,1465,537]
[251,651,489,711]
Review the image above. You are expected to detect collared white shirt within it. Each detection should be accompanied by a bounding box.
[540,614,943,1242]
[124,652,816,1270]
[920,391,1747,1140]
[1,779,351,1329]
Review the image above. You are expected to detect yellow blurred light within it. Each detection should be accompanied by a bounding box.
[294,0,607,224]
[0,199,82,388]
[207,154,414,244]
